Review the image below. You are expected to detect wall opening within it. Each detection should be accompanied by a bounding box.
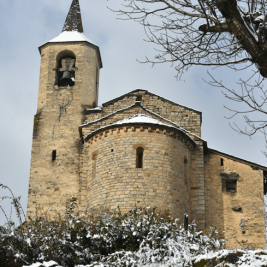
[136,95,142,101]
[184,156,188,184]
[226,180,237,192]
[221,158,224,166]
[55,50,76,87]
[92,153,97,179]
[136,147,144,168]
[264,170,267,195]
[96,67,99,102]
[52,150,57,161]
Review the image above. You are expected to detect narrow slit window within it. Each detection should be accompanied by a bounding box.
[96,68,99,100]
[184,156,188,184]
[221,158,224,166]
[264,170,267,195]
[92,154,97,179]
[136,147,144,168]
[52,150,57,161]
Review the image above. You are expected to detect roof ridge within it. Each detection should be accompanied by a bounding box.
[102,89,202,115]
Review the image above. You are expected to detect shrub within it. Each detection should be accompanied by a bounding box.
[0,206,224,267]
[0,184,224,267]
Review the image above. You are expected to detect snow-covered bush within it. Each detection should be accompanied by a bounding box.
[0,199,225,267]
[2,184,267,267]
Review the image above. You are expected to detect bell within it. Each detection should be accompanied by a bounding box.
[60,71,74,86]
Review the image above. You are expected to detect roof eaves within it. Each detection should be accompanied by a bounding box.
[84,120,196,147]
[208,148,267,171]
[79,101,203,143]
[79,101,141,129]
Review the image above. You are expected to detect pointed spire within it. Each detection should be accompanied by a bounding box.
[62,0,84,33]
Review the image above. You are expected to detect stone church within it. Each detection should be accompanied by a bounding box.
[27,0,267,249]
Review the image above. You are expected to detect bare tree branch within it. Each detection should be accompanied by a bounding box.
[110,0,267,156]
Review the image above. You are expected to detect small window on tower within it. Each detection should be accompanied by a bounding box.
[221,158,224,166]
[52,150,57,161]
[184,156,188,184]
[92,153,97,179]
[136,147,144,168]
[96,68,99,100]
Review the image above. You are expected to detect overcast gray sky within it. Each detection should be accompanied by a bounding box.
[0,0,266,225]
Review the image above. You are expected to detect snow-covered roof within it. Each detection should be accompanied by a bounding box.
[86,106,102,111]
[39,0,95,47]
[112,114,167,126]
[81,101,203,141]
[38,0,103,68]
[48,31,96,45]
[38,31,102,67]
[84,114,196,146]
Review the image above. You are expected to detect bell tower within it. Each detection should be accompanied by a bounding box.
[27,0,102,217]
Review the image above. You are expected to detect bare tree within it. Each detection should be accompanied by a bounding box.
[111,0,267,146]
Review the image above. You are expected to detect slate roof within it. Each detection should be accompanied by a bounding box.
[62,0,84,33]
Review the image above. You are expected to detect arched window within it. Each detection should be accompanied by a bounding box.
[136,147,144,168]
[55,50,76,87]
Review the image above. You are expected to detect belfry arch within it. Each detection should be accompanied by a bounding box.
[54,50,77,87]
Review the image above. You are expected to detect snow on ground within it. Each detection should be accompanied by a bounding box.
[23,261,60,267]
[23,249,267,267]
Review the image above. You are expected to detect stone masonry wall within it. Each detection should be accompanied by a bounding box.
[79,101,205,228]
[27,37,266,251]
[83,90,202,137]
[83,125,192,219]
[27,42,100,217]
[189,141,206,231]
[204,151,266,249]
